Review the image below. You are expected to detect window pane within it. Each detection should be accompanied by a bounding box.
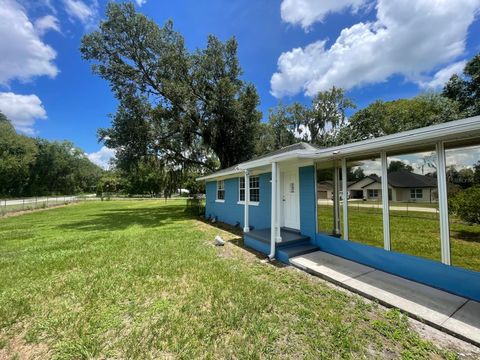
[346,156,384,248]
[250,189,260,202]
[316,161,343,236]
[445,143,480,272]
[387,150,440,261]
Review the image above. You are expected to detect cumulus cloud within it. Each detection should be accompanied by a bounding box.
[281,0,368,30]
[0,92,47,134]
[271,0,480,98]
[34,14,61,35]
[419,61,467,90]
[0,0,58,85]
[87,146,116,169]
[135,0,147,6]
[63,0,98,28]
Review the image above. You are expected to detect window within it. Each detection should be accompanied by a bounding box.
[238,176,260,203]
[445,143,480,272]
[250,176,260,202]
[345,156,384,248]
[387,149,440,262]
[239,177,245,201]
[217,180,225,201]
[410,188,423,199]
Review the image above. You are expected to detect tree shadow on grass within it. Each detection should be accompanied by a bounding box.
[451,230,480,243]
[57,204,192,232]
[198,218,286,268]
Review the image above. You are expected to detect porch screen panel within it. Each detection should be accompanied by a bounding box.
[316,161,342,236]
[346,156,384,248]
[445,142,480,272]
[387,149,441,261]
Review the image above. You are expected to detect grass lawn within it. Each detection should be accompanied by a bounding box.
[0,200,466,359]
[318,205,480,272]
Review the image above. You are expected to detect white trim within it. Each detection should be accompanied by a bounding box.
[215,199,225,203]
[243,171,250,233]
[342,158,349,240]
[238,201,259,206]
[333,163,341,235]
[269,162,278,259]
[436,141,451,265]
[381,151,391,251]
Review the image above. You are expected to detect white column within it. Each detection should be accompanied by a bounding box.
[270,162,277,259]
[341,158,349,240]
[333,163,341,235]
[381,151,391,251]
[275,163,282,243]
[436,141,451,265]
[243,171,250,233]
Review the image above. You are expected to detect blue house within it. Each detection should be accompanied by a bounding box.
[197,116,480,302]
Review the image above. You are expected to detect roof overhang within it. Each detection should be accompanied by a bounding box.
[197,115,480,181]
[301,115,480,162]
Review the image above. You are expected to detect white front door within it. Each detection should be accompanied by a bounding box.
[281,168,300,230]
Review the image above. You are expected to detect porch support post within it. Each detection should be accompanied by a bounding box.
[269,162,278,259]
[436,141,451,265]
[275,163,282,243]
[333,162,341,235]
[243,170,250,233]
[380,151,391,251]
[341,158,349,240]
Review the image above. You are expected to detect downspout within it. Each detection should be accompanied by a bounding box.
[269,161,277,259]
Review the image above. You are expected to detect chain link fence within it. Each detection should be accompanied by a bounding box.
[0,195,97,217]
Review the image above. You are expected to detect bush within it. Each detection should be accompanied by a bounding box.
[449,186,480,224]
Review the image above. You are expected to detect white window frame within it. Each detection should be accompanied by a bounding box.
[216,180,225,202]
[410,188,423,199]
[237,176,260,206]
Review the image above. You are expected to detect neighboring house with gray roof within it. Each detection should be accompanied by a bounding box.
[348,171,438,202]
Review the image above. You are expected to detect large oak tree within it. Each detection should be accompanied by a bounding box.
[81,2,261,171]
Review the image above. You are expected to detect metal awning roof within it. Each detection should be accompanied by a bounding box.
[197,115,480,181]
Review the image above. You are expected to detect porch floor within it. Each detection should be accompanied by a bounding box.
[246,228,310,247]
[290,251,480,346]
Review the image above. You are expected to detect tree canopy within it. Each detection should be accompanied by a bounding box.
[0,112,102,197]
[81,2,261,171]
[443,54,480,117]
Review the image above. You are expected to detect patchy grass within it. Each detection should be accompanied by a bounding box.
[318,204,480,272]
[0,200,466,359]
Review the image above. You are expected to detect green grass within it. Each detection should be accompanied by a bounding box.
[0,200,462,359]
[318,204,480,272]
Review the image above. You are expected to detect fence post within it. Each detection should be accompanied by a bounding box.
[23,198,25,211]
[35,196,37,209]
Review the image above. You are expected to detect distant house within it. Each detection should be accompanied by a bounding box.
[348,171,438,202]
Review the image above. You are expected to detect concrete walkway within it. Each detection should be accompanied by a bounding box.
[290,251,480,346]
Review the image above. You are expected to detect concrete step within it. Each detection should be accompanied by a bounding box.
[277,243,319,264]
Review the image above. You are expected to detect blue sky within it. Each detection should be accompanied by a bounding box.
[1,0,479,168]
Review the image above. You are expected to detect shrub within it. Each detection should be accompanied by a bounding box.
[449,186,480,224]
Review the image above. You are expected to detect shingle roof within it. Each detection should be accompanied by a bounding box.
[203,142,322,179]
[361,171,437,188]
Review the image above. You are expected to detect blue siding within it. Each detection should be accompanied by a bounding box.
[299,166,316,241]
[205,173,272,230]
[313,234,480,301]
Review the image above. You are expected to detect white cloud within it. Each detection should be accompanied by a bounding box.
[0,92,47,134]
[419,60,467,90]
[271,0,480,98]
[87,146,116,169]
[63,0,98,28]
[0,0,58,85]
[135,0,147,6]
[281,0,368,30]
[34,14,61,35]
